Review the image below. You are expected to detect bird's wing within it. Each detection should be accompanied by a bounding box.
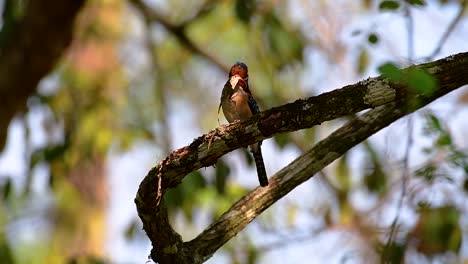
[248,95,260,114]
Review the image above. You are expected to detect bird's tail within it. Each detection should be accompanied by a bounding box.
[251,143,268,187]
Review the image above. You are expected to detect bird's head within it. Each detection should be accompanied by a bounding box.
[229,62,248,89]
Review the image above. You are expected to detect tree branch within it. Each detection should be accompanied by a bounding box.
[135,52,468,263]
[186,103,405,262]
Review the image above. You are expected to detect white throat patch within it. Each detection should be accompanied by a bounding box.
[230,76,241,89]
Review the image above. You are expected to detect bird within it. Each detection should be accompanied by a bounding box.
[219,62,268,187]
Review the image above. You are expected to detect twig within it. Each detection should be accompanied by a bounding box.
[426,0,467,60]
[130,0,228,72]
[140,5,173,154]
[382,117,413,262]
[404,3,414,63]
[382,3,415,260]
[256,229,323,252]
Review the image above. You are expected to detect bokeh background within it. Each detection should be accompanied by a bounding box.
[1,0,468,263]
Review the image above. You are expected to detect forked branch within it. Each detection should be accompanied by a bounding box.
[135,52,468,263]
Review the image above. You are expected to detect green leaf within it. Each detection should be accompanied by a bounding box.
[415,164,437,182]
[406,68,437,96]
[215,159,230,194]
[273,133,290,149]
[414,206,462,255]
[1,178,12,201]
[407,0,426,6]
[447,150,468,168]
[429,114,442,131]
[367,33,379,44]
[124,219,138,240]
[379,0,400,10]
[243,148,254,166]
[0,235,15,264]
[335,155,350,190]
[235,0,256,24]
[357,48,369,74]
[378,62,403,81]
[381,242,406,264]
[378,64,437,96]
[364,167,387,193]
[436,133,452,147]
[286,205,298,227]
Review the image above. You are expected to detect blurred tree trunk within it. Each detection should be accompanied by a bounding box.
[0,1,120,262]
[0,0,85,150]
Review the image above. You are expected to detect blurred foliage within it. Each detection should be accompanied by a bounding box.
[165,171,207,221]
[358,47,370,74]
[261,11,305,69]
[235,0,256,24]
[0,0,25,44]
[215,158,231,194]
[406,68,438,96]
[378,62,403,81]
[415,113,468,183]
[379,0,401,10]
[411,206,462,255]
[2,0,125,263]
[0,0,467,263]
[335,155,351,192]
[367,33,379,44]
[379,241,406,264]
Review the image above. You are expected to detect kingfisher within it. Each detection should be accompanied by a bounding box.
[219,62,268,187]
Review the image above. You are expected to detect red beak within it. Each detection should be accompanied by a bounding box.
[231,74,247,89]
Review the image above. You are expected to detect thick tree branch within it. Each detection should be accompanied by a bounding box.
[186,103,404,262]
[135,52,468,263]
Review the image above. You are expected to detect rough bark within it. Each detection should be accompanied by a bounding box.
[0,0,86,150]
[135,52,468,263]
